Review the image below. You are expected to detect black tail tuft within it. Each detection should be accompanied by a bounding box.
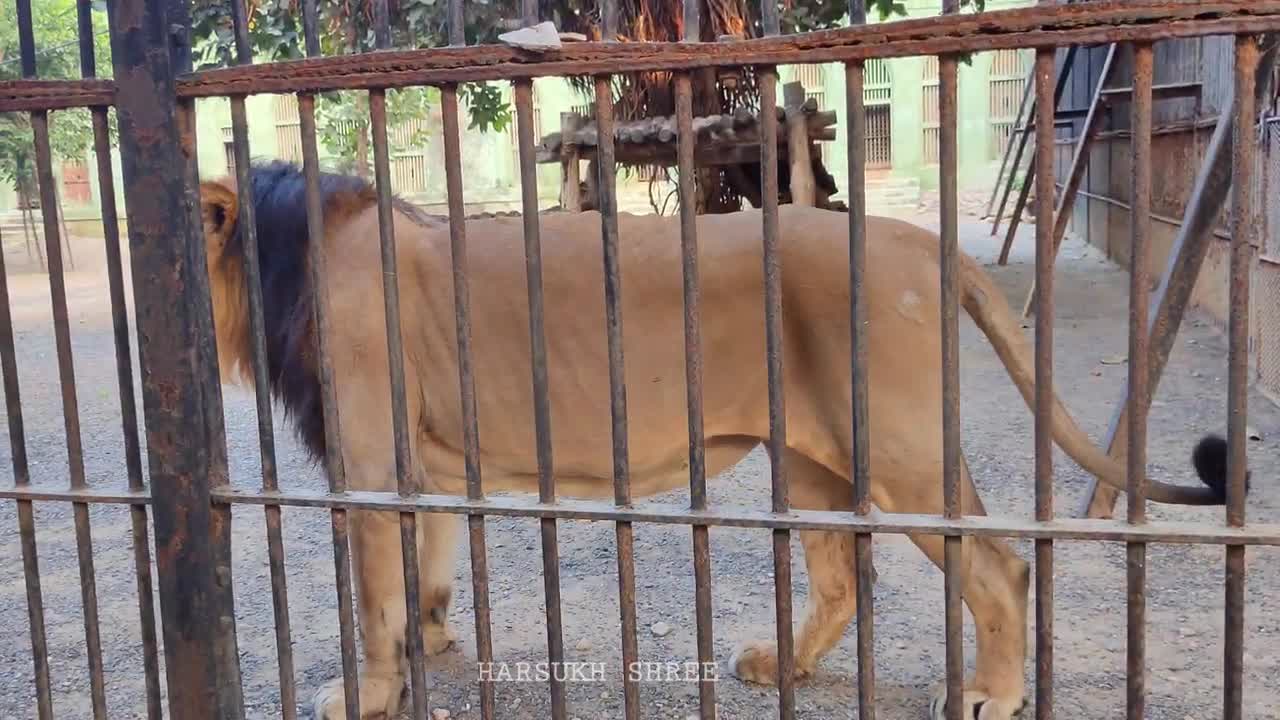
[1192,433,1250,503]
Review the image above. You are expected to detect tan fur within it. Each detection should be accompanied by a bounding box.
[198,177,1203,719]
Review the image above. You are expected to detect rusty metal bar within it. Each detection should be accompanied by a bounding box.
[1224,33,1258,720]
[0,177,53,720]
[368,11,431,717]
[19,0,107,713]
[441,5,494,720]
[674,65,716,718]
[1125,41,1154,720]
[296,4,361,714]
[591,5,640,714]
[1077,34,1280,519]
[1032,38,1057,720]
[198,485,1280,544]
[675,7,715,716]
[756,11,795,713]
[845,0,875,717]
[938,2,963,718]
[107,0,245,716]
[224,0,299,712]
[78,0,162,713]
[368,88,431,720]
[297,90,363,720]
[172,2,1280,98]
[512,1,566,716]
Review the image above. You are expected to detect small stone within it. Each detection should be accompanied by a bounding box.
[498,21,563,52]
[432,709,451,720]
[576,638,593,652]
[651,621,673,637]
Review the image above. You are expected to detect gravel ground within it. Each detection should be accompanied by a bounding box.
[0,205,1277,720]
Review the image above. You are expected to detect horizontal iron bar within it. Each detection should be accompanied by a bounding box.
[174,1,1280,98]
[7,484,1280,545]
[0,78,113,112]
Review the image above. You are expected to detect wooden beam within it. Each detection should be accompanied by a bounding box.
[784,81,816,206]
[1021,43,1118,316]
[1079,34,1280,519]
[559,112,582,211]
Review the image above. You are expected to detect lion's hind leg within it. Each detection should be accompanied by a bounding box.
[891,457,1028,720]
[731,450,870,685]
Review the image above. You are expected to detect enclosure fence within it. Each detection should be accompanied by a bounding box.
[2,1,1280,720]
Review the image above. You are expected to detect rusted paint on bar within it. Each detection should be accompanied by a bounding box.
[107,0,244,715]
[224,0,300,705]
[0,78,115,112]
[27,43,109,717]
[369,88,431,720]
[1124,42,1153,720]
[1225,33,1258,720]
[674,63,716,719]
[175,3,1280,98]
[202,485,1280,543]
[938,3,963,717]
[90,102,163,719]
[298,89,363,720]
[757,59,796,719]
[511,8,567,708]
[592,39,641,716]
[1032,38,1057,720]
[845,11,877,709]
[0,208,53,719]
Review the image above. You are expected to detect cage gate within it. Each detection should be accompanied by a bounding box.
[2,2,1280,720]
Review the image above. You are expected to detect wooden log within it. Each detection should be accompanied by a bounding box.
[784,82,816,207]
[559,112,582,211]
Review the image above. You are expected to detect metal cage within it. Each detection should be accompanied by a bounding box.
[1,1,1279,720]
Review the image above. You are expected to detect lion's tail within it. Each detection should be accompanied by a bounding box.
[957,253,1229,506]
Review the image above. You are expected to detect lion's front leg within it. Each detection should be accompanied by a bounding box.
[313,509,409,720]
[417,510,461,656]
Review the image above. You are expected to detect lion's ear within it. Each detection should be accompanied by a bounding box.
[198,179,239,239]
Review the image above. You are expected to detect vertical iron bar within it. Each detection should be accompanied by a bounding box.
[845,0,875,717]
[369,87,430,720]
[1032,41,1057,720]
[373,0,391,49]
[0,210,53,720]
[78,1,162,713]
[300,4,360,714]
[938,2,962,718]
[1125,41,1154,720]
[757,2,793,711]
[677,4,714,713]
[1224,32,1258,720]
[108,0,244,716]
[225,2,299,713]
[298,90,363,720]
[167,2,248,711]
[19,1,107,713]
[444,5,493,719]
[593,6,640,712]
[514,1,566,717]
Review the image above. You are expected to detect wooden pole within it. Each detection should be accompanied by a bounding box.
[559,112,582,211]
[783,81,816,206]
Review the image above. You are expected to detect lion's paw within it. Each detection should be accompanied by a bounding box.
[424,622,458,656]
[929,685,1024,720]
[728,640,811,687]
[311,673,406,720]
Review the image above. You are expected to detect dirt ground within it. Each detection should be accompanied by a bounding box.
[0,201,1278,720]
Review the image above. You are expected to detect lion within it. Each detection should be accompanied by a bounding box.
[198,160,1238,720]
